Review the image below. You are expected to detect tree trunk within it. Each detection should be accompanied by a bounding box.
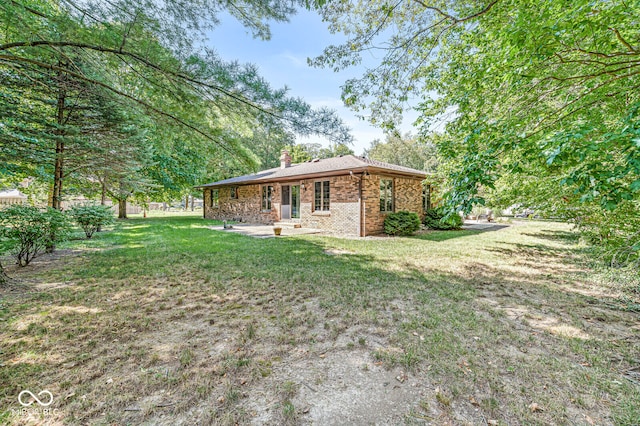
[0,260,9,287]
[190,195,194,211]
[51,67,66,211]
[100,181,107,205]
[47,143,63,253]
[47,66,67,253]
[118,199,128,219]
[52,140,64,210]
[185,195,189,210]
[97,180,107,232]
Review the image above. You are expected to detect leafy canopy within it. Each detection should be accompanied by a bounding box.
[312,0,640,263]
[1,0,353,208]
[313,0,640,209]
[364,132,439,172]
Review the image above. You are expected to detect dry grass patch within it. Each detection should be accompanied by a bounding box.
[0,217,638,425]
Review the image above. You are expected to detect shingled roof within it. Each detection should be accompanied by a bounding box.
[197,155,427,188]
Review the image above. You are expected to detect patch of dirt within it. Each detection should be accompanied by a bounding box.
[246,349,430,425]
[1,250,84,294]
[114,295,435,425]
[3,249,83,273]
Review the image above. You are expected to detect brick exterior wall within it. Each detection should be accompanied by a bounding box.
[203,184,279,224]
[202,172,424,236]
[299,175,361,236]
[362,174,424,236]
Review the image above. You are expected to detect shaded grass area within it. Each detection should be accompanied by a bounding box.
[0,217,639,425]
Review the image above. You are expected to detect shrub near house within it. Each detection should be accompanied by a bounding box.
[424,207,463,230]
[384,211,421,236]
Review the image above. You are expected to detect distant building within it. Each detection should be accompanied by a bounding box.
[0,189,28,206]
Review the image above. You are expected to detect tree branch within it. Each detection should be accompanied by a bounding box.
[0,40,349,142]
[0,41,273,112]
[412,0,457,21]
[8,0,48,19]
[413,0,499,23]
[119,10,140,53]
[0,54,241,158]
[610,27,637,53]
[528,71,640,135]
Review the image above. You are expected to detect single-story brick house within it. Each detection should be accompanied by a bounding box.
[198,151,432,236]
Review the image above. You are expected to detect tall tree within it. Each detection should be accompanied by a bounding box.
[285,142,354,162]
[364,132,439,172]
[1,0,352,210]
[312,0,640,261]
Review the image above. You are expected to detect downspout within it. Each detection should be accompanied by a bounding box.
[203,189,207,219]
[359,173,365,237]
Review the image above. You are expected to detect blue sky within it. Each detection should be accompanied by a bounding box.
[208,8,419,155]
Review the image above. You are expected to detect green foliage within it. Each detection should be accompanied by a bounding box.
[1,0,352,215]
[45,206,72,251]
[313,0,640,266]
[364,132,439,172]
[563,201,640,267]
[69,205,115,239]
[384,211,421,236]
[0,205,71,266]
[287,144,313,164]
[424,208,463,231]
[285,142,355,164]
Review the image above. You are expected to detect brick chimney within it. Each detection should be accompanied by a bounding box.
[280,150,292,169]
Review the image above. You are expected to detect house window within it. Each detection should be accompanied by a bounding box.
[380,179,394,212]
[423,184,432,211]
[261,185,273,211]
[210,189,219,208]
[314,180,330,211]
[230,187,238,199]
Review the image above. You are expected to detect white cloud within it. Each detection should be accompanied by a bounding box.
[278,51,306,68]
[307,96,344,110]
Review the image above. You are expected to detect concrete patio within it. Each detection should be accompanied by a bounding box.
[209,223,325,238]
[209,221,510,239]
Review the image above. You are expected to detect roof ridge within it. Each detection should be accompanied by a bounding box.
[197,154,426,188]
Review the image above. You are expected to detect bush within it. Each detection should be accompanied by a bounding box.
[69,205,115,238]
[384,211,421,236]
[45,207,72,252]
[0,205,71,266]
[424,207,463,230]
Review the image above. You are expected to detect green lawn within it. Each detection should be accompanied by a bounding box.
[1,217,638,425]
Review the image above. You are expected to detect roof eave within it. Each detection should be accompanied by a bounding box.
[195,166,428,189]
[196,167,370,188]
[366,166,428,179]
